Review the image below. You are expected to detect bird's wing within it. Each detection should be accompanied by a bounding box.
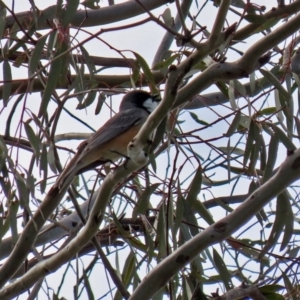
[81,107,147,154]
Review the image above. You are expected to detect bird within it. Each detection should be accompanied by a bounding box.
[55,90,161,191]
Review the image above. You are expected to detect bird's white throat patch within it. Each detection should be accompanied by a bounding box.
[143,97,159,113]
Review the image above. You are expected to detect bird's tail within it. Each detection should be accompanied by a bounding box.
[54,153,81,192]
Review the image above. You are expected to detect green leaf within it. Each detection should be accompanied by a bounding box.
[202,176,239,186]
[253,17,280,34]
[82,269,95,300]
[174,187,184,235]
[39,60,62,117]
[38,39,69,117]
[182,276,193,300]
[40,144,48,194]
[262,133,278,183]
[156,204,167,260]
[263,294,285,300]
[185,166,214,225]
[162,8,173,26]
[47,143,57,174]
[26,174,35,198]
[152,54,179,71]
[224,111,241,137]
[2,60,12,106]
[231,0,245,9]
[133,52,157,92]
[280,191,294,251]
[79,45,96,81]
[15,172,29,207]
[182,197,199,237]
[0,200,12,243]
[282,273,297,300]
[8,199,19,244]
[244,13,267,24]
[249,72,255,94]
[218,146,244,156]
[81,0,100,9]
[132,183,160,219]
[148,152,157,173]
[0,135,8,156]
[228,80,238,110]
[121,251,135,285]
[62,0,80,28]
[24,121,40,160]
[257,107,277,116]
[228,239,270,266]
[248,142,259,174]
[114,251,135,300]
[233,79,247,97]
[0,4,6,40]
[260,69,291,102]
[213,248,233,291]
[95,92,105,115]
[271,124,296,150]
[189,112,209,125]
[259,284,284,294]
[260,192,289,257]
[29,35,47,76]
[243,119,255,167]
[76,90,97,109]
[238,115,250,130]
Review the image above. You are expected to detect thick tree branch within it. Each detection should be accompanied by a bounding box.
[239,13,300,71]
[0,72,165,101]
[4,0,170,30]
[175,8,300,109]
[233,1,300,42]
[129,148,300,299]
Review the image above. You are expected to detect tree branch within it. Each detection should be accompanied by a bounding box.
[4,0,170,30]
[129,148,300,299]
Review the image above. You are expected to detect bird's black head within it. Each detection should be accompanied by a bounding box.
[120,90,161,114]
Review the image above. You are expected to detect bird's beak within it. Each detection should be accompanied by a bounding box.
[151,94,161,102]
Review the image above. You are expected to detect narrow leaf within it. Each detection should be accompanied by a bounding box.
[29,35,47,76]
[133,52,157,92]
[228,80,238,110]
[243,119,255,166]
[156,204,167,260]
[162,8,173,26]
[244,14,267,24]
[186,166,214,225]
[189,112,209,125]
[24,121,40,160]
[2,60,12,106]
[47,143,57,174]
[95,92,106,115]
[260,193,287,257]
[225,111,241,137]
[63,0,80,28]
[280,191,294,251]
[132,183,160,219]
[76,90,97,109]
[260,69,291,102]
[152,54,179,71]
[0,4,6,40]
[271,124,296,150]
[213,248,233,291]
[262,133,278,183]
[40,144,48,193]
